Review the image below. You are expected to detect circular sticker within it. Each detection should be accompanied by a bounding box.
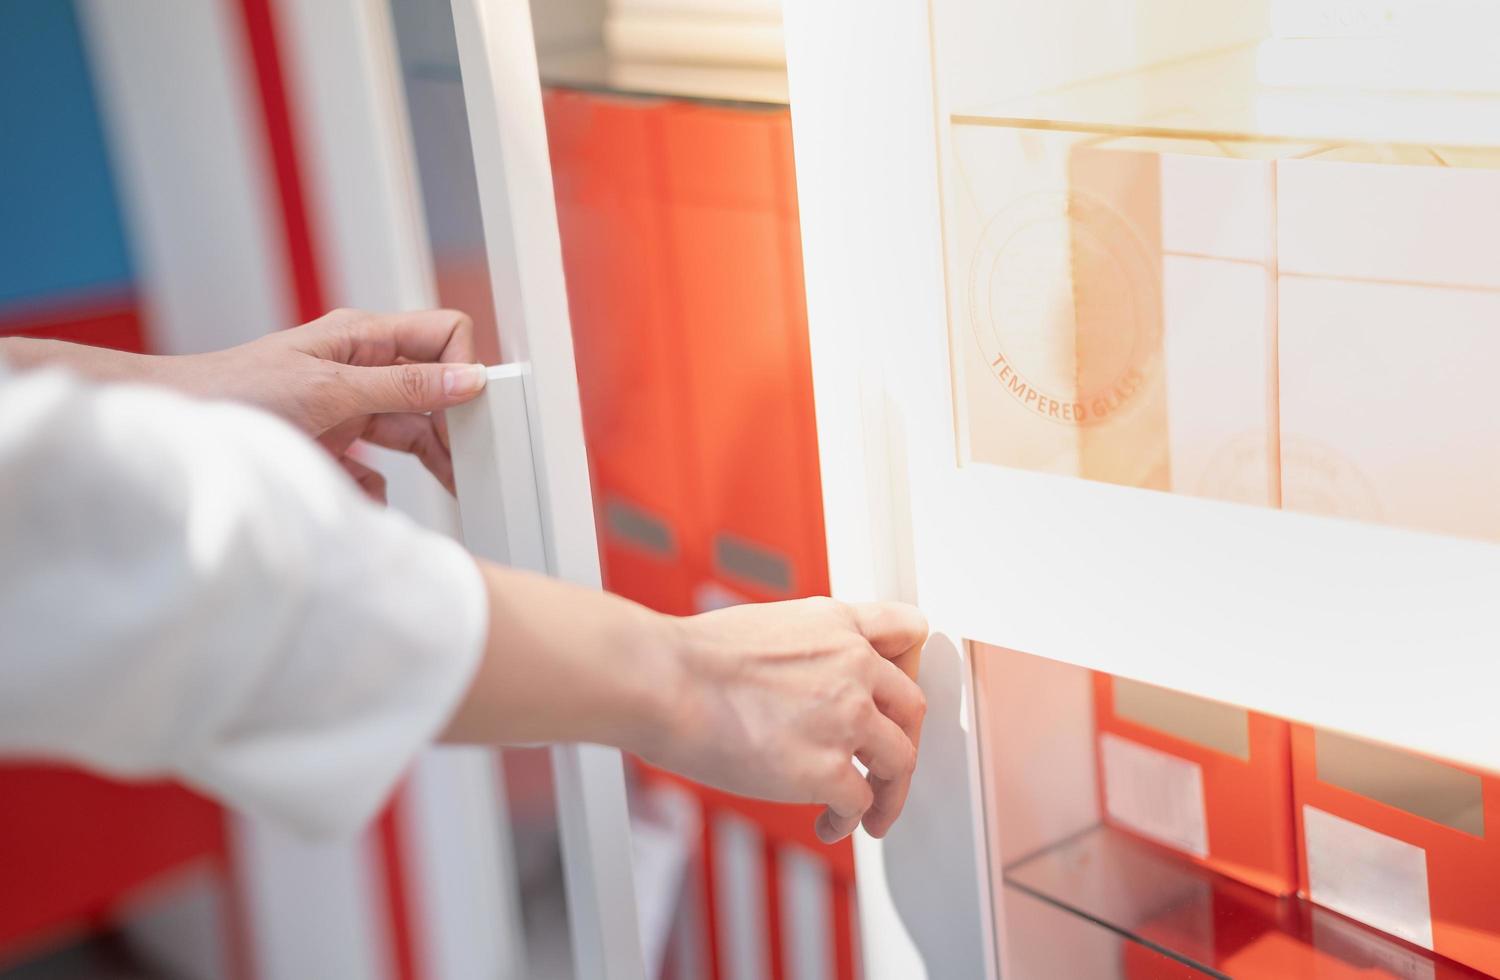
[1280,435,1383,523]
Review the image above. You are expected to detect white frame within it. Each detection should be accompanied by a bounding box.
[448,2,646,978]
[272,3,535,978]
[783,0,1500,976]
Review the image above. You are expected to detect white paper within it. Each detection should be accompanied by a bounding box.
[1304,805,1434,951]
[1100,733,1209,858]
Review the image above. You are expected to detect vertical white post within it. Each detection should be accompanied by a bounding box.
[446,2,646,978]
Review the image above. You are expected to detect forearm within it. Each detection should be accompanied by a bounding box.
[442,560,684,753]
[0,336,175,386]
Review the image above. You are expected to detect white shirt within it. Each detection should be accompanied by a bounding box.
[0,362,487,837]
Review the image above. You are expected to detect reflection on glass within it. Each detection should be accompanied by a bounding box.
[1315,729,1484,837]
[934,0,1500,545]
[1001,881,1209,979]
[945,123,1500,541]
[388,0,500,362]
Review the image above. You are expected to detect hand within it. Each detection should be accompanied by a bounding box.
[173,308,488,498]
[0,308,489,499]
[644,597,929,843]
[444,566,929,845]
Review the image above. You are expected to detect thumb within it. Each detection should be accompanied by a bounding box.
[344,361,488,415]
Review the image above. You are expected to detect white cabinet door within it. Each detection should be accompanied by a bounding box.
[783,1,1500,977]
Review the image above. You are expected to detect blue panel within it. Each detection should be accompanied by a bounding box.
[0,1,134,307]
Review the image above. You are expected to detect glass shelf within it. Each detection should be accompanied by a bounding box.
[1003,825,1489,979]
[956,43,1500,151]
[539,47,788,108]
[1000,880,1209,979]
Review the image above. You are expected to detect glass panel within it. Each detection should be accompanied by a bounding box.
[931,0,1500,545]
[972,644,1499,976]
[1001,881,1216,979]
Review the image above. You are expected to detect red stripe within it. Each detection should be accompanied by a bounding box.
[235,0,324,322]
[377,800,422,980]
[762,838,786,980]
[699,807,724,980]
[831,878,856,980]
[0,291,148,354]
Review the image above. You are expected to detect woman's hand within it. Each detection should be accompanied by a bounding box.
[0,308,489,499]
[649,597,928,842]
[446,564,929,845]
[173,309,486,498]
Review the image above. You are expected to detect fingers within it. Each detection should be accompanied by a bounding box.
[811,663,925,845]
[822,639,927,843]
[344,360,488,416]
[857,680,922,838]
[848,601,929,660]
[339,456,388,505]
[362,413,456,494]
[857,710,915,782]
[305,309,488,417]
[310,308,478,367]
[871,655,926,750]
[864,711,918,834]
[815,763,874,844]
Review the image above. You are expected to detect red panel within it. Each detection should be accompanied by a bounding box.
[0,765,225,963]
[377,792,421,980]
[1292,724,1500,976]
[662,103,827,603]
[546,90,700,614]
[0,292,148,354]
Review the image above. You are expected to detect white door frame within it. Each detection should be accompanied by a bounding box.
[448,2,647,977]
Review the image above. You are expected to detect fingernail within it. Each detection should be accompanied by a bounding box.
[443,363,487,397]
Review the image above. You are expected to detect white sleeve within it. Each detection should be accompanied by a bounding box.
[0,364,487,837]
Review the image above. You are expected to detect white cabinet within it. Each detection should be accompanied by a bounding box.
[783,1,1500,977]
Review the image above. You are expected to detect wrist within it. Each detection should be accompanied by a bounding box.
[611,607,693,759]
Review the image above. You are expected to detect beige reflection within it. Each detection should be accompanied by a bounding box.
[947,121,1500,542]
